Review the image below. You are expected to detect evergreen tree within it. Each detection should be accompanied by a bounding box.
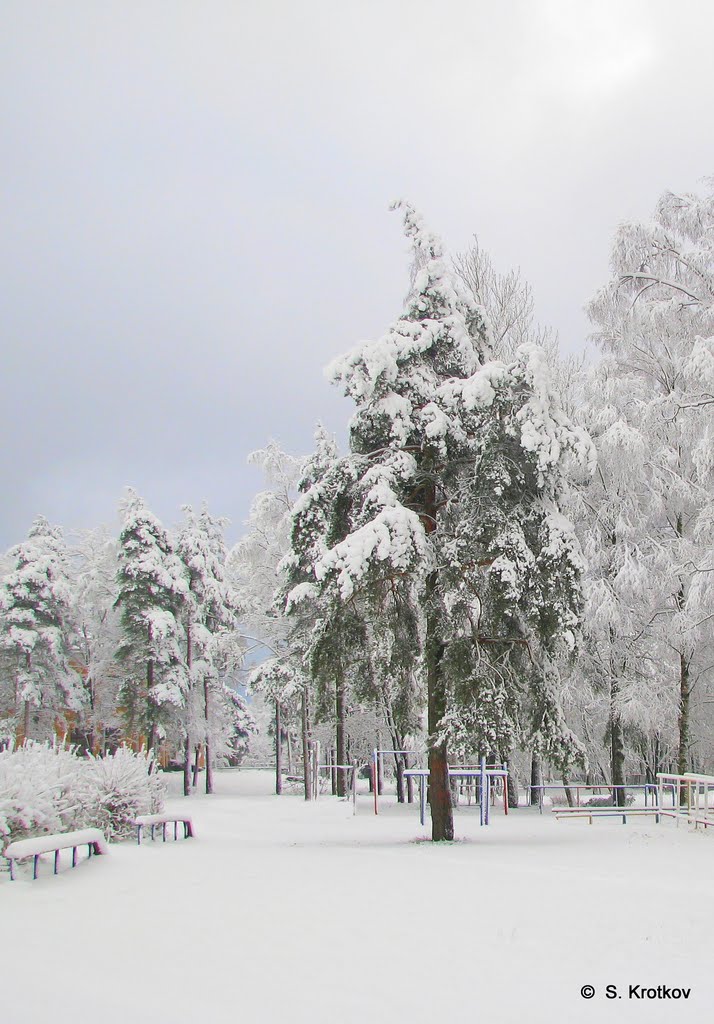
[0,516,78,741]
[286,203,593,840]
[176,503,243,794]
[114,491,188,750]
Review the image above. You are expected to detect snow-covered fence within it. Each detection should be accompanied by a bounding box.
[657,772,714,829]
[530,783,673,814]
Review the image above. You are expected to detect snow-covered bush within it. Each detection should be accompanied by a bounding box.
[0,742,166,850]
[83,747,166,840]
[0,742,83,847]
[583,793,634,808]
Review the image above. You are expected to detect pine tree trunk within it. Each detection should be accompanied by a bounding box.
[507,771,519,809]
[146,621,156,751]
[336,676,346,797]
[562,772,575,808]
[301,685,312,801]
[183,733,192,798]
[426,587,453,841]
[275,699,283,796]
[205,740,213,794]
[192,744,201,787]
[330,749,337,795]
[203,677,213,794]
[395,753,405,803]
[286,728,294,775]
[184,621,193,797]
[530,752,542,806]
[23,698,30,744]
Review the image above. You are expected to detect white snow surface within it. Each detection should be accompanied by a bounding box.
[2,769,712,1023]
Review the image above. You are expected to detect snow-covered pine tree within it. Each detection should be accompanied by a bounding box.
[176,503,243,794]
[214,684,256,765]
[286,202,594,840]
[0,516,79,742]
[587,182,714,776]
[114,490,188,751]
[282,426,376,799]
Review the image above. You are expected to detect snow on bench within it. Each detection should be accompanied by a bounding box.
[4,828,108,881]
[134,813,194,845]
[552,807,663,825]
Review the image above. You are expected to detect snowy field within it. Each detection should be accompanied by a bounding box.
[3,770,712,1024]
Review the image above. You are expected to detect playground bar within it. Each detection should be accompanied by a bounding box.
[372,749,424,815]
[403,766,509,826]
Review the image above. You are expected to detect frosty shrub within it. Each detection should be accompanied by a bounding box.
[0,742,84,848]
[84,747,166,841]
[0,742,166,850]
[583,793,634,808]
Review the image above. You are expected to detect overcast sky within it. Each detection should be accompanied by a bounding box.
[2,1,714,550]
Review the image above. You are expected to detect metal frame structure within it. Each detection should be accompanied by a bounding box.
[404,757,509,826]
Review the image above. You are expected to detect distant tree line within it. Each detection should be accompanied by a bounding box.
[0,494,254,795]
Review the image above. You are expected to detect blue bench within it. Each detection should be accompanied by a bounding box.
[134,813,194,845]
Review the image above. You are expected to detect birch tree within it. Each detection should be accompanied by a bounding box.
[587,182,714,776]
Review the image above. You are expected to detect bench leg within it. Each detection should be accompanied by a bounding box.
[162,822,167,842]
[33,855,39,880]
[72,847,77,867]
[54,849,60,874]
[174,821,178,841]
[9,858,14,881]
[137,825,142,846]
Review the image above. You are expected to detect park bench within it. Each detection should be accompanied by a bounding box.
[552,807,663,825]
[4,828,108,881]
[134,813,194,845]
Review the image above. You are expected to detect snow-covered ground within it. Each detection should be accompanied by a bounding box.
[3,769,712,1023]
